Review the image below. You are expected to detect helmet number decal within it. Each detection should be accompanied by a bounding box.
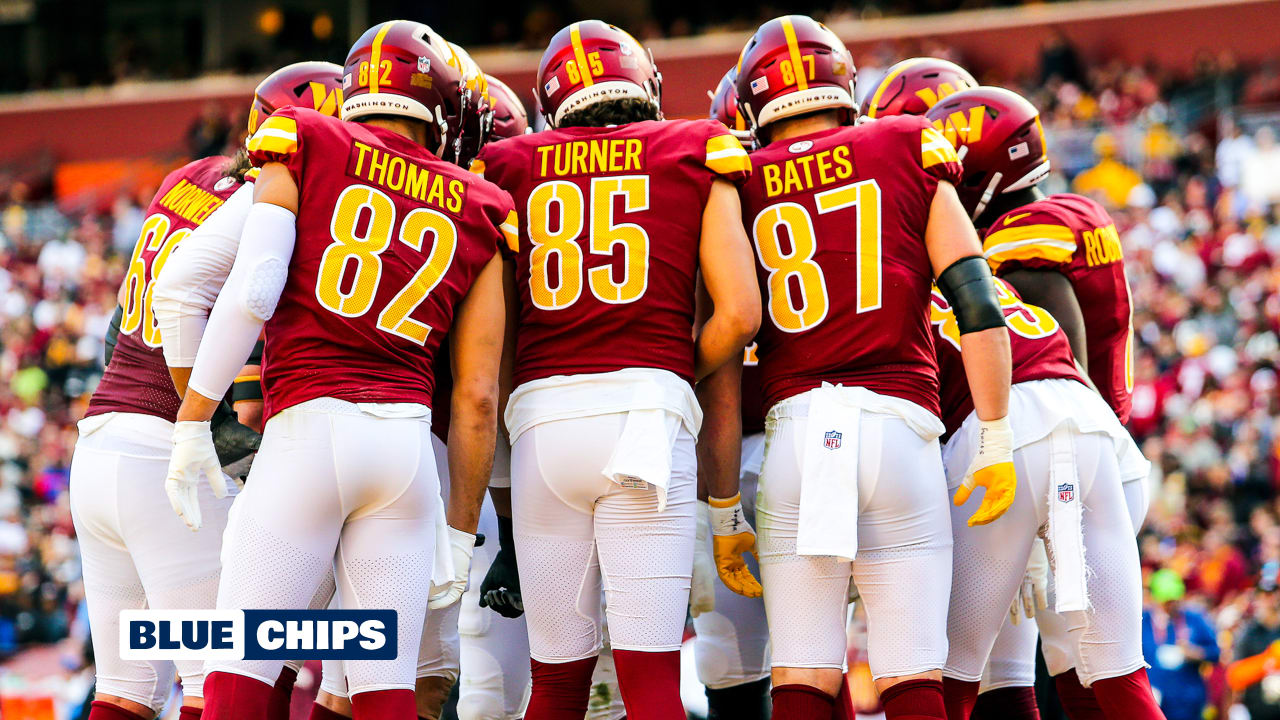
[527,175,650,310]
[565,51,605,86]
[315,184,458,346]
[779,55,815,87]
[358,60,393,88]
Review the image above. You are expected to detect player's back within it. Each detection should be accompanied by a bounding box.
[983,192,1133,422]
[738,114,963,416]
[474,118,750,387]
[931,277,1084,437]
[87,156,241,422]
[247,107,514,418]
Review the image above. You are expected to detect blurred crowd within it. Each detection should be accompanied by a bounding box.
[2,24,1280,719]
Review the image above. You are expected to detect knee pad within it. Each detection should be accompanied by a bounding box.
[456,691,508,720]
[694,613,739,687]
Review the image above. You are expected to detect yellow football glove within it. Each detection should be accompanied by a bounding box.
[953,416,1017,527]
[707,493,763,598]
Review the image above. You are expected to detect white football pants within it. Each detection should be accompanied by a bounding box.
[757,407,953,679]
[71,412,236,710]
[511,412,697,662]
[205,398,438,696]
[945,430,1146,686]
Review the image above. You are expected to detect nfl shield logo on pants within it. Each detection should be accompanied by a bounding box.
[1058,483,1075,503]
[824,430,842,450]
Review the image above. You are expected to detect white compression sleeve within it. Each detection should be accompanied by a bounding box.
[153,184,254,367]
[186,202,296,402]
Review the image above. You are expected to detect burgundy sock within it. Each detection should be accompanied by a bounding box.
[179,707,203,720]
[201,671,276,720]
[772,684,835,720]
[268,666,299,720]
[525,656,598,719]
[880,678,946,720]
[941,677,979,720]
[87,701,150,720]
[972,686,1040,720]
[613,649,684,720]
[1091,669,1166,720]
[1054,669,1106,720]
[308,703,351,720]
[350,689,416,719]
[833,674,857,720]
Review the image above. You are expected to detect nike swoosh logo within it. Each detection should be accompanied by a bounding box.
[1004,212,1033,226]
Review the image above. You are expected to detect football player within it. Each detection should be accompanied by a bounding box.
[929,277,1152,719]
[692,66,772,720]
[925,86,1164,720]
[162,20,514,720]
[471,19,760,720]
[733,15,1014,720]
[155,55,496,720]
[453,74,535,720]
[69,62,340,720]
[857,57,977,120]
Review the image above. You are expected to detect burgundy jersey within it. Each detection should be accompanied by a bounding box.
[473,119,751,387]
[738,115,963,415]
[247,107,516,419]
[931,277,1085,438]
[87,156,242,422]
[983,193,1134,423]
[741,343,765,435]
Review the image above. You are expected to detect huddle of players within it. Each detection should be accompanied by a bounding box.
[66,11,1168,720]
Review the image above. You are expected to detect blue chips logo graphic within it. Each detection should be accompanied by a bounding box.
[122,609,397,661]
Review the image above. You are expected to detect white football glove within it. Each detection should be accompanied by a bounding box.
[429,526,476,610]
[165,420,228,531]
[690,503,716,618]
[1011,538,1050,625]
[953,416,1017,526]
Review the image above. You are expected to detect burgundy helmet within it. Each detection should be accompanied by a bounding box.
[735,15,856,137]
[924,86,1051,220]
[859,57,977,120]
[486,74,531,138]
[536,20,661,127]
[709,67,752,148]
[342,20,466,155]
[248,61,344,136]
[445,41,493,167]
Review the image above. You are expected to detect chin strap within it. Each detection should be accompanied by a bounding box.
[971,170,1004,221]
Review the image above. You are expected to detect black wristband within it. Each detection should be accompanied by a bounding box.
[937,255,1005,335]
[232,377,264,404]
[496,514,516,553]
